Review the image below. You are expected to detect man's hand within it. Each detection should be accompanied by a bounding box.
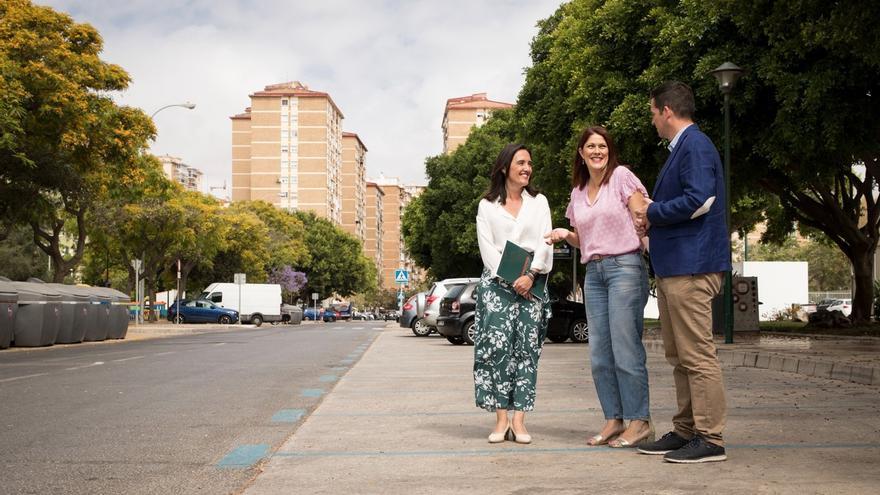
[544,228,570,245]
[632,200,652,236]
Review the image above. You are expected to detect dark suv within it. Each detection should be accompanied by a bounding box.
[436,282,478,345]
[438,281,589,345]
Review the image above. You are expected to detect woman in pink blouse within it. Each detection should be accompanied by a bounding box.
[545,126,653,448]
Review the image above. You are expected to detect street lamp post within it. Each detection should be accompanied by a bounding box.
[710,62,745,344]
[150,102,196,119]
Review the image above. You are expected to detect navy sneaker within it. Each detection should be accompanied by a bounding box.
[637,431,689,455]
[663,436,727,463]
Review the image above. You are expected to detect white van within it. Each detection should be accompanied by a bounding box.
[199,283,282,326]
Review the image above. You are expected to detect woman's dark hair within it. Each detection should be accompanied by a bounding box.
[483,143,538,204]
[572,126,620,190]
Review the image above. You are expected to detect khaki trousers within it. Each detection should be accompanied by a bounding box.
[656,272,726,446]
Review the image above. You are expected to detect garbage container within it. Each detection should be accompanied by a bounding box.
[83,286,111,342]
[9,279,61,347]
[0,278,17,349]
[92,287,130,339]
[47,283,94,344]
[29,278,89,345]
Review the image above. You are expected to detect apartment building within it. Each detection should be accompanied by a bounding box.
[371,177,425,289]
[364,182,385,284]
[442,92,513,154]
[231,81,343,223]
[341,132,367,242]
[158,154,203,192]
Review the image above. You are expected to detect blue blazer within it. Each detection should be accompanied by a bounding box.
[646,125,731,277]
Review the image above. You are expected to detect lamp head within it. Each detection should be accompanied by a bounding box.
[710,62,745,94]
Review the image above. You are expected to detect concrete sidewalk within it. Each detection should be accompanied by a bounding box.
[241,326,880,495]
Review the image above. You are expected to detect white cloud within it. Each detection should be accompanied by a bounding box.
[39,0,563,190]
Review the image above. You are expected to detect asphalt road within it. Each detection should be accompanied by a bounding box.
[0,321,385,495]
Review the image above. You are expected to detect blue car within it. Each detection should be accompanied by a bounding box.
[167,299,239,324]
[303,307,337,322]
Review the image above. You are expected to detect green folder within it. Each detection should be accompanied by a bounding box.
[497,240,547,300]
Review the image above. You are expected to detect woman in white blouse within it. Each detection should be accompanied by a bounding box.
[474,143,553,444]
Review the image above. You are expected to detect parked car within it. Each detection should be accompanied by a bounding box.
[167,299,239,324]
[383,310,399,322]
[400,291,428,336]
[436,282,478,345]
[546,298,589,343]
[303,307,324,321]
[422,278,479,335]
[817,298,852,316]
[199,282,281,326]
[330,302,353,320]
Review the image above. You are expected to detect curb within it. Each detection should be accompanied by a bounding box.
[643,339,880,387]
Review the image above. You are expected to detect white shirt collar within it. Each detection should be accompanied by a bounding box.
[667,123,694,151]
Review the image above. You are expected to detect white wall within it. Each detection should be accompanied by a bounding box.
[734,261,809,321]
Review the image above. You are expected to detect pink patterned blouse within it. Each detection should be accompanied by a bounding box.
[565,166,648,264]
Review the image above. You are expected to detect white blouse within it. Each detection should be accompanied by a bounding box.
[476,191,554,277]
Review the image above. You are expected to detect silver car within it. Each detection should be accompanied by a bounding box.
[400,291,428,336]
[421,278,480,336]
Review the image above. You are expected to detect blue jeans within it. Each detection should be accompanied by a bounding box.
[584,252,650,420]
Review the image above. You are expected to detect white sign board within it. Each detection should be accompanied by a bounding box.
[234,273,246,285]
[311,292,319,301]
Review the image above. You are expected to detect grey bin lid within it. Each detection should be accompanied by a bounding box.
[0,279,18,303]
[90,286,131,303]
[46,283,93,302]
[81,286,113,303]
[7,281,61,303]
[22,278,63,301]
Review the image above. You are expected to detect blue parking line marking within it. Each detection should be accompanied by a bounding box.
[301,388,324,397]
[216,444,270,468]
[331,367,347,372]
[319,374,337,382]
[271,409,305,423]
[340,359,354,365]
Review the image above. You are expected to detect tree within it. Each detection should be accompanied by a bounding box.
[517,0,880,322]
[293,211,376,298]
[268,266,307,303]
[228,201,310,270]
[0,225,49,281]
[0,0,154,282]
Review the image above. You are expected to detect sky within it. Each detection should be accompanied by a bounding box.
[39,0,564,195]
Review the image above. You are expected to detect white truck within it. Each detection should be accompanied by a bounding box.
[199,283,282,326]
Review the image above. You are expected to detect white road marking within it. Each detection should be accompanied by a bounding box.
[0,372,49,383]
[112,356,144,363]
[65,361,105,371]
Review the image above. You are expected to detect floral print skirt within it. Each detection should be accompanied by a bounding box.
[473,269,551,412]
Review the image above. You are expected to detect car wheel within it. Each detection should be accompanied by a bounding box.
[251,315,263,327]
[547,332,568,343]
[570,319,589,343]
[219,315,231,324]
[411,318,431,337]
[446,336,465,345]
[174,314,185,324]
[462,320,476,345]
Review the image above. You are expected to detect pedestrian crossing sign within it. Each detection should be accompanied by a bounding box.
[394,269,409,284]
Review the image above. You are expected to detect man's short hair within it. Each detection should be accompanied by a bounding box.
[650,81,695,119]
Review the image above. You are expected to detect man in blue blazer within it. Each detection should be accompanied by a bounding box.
[634,81,730,463]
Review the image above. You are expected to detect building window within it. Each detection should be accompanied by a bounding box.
[281,99,288,106]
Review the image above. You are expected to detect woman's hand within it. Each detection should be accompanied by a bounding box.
[544,228,570,245]
[512,275,534,299]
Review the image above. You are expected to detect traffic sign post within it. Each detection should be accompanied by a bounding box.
[234,273,246,325]
[394,269,409,311]
[311,292,319,322]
